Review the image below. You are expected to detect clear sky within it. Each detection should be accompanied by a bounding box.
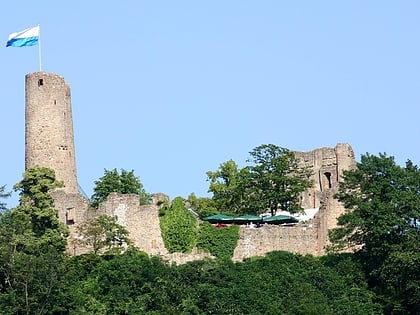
[1,1,419,207]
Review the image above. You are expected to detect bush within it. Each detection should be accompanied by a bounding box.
[197,222,239,259]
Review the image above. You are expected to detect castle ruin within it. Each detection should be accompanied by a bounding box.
[24,72,356,263]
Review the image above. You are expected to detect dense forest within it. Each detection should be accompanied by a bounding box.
[0,147,419,314]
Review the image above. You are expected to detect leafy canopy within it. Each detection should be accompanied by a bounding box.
[330,153,419,255]
[13,167,69,251]
[246,144,312,215]
[0,185,11,212]
[207,144,312,215]
[329,153,420,313]
[186,193,218,218]
[206,159,250,215]
[0,167,69,313]
[91,168,150,208]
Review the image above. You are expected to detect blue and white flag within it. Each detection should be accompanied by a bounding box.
[6,25,39,47]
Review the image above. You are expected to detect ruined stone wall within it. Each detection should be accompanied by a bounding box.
[52,143,356,263]
[51,190,90,255]
[50,143,355,264]
[59,192,212,262]
[232,224,318,261]
[232,196,332,261]
[99,193,168,256]
[294,143,355,209]
[58,190,337,263]
[98,193,213,264]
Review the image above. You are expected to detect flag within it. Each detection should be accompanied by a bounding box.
[6,25,39,47]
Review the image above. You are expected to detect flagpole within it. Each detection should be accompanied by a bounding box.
[38,24,42,71]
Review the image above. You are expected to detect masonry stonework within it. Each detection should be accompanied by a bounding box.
[295,143,355,209]
[25,72,78,194]
[24,71,356,263]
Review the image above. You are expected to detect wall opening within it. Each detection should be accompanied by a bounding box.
[324,172,332,189]
[38,79,43,86]
[66,208,75,225]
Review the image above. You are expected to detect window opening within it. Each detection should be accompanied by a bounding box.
[324,172,332,189]
[66,208,75,225]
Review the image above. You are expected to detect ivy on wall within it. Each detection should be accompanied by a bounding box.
[159,197,198,253]
[197,222,239,260]
[159,197,240,259]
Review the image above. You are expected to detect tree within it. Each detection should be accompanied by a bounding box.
[207,145,312,215]
[186,193,218,218]
[206,160,251,214]
[0,167,69,314]
[12,167,69,251]
[90,168,150,208]
[76,214,131,254]
[0,185,11,212]
[329,153,420,313]
[246,144,312,215]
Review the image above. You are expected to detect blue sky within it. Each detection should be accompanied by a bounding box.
[1,1,419,207]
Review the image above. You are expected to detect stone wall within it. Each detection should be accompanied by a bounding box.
[59,192,212,262]
[52,143,356,263]
[294,143,355,209]
[232,194,330,261]
[98,194,213,263]
[58,188,335,263]
[99,193,169,257]
[232,224,318,261]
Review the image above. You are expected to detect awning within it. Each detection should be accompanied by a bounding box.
[202,214,234,224]
[263,215,299,224]
[233,215,263,224]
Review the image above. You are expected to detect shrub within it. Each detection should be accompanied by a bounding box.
[197,222,239,259]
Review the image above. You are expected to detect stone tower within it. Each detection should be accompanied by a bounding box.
[25,72,78,193]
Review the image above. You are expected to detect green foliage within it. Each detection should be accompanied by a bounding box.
[56,249,171,314]
[0,167,69,314]
[186,193,218,218]
[330,153,420,313]
[13,167,68,251]
[207,159,250,214]
[197,222,239,259]
[207,144,312,215]
[90,168,150,208]
[160,197,198,253]
[0,185,11,212]
[0,240,384,314]
[76,214,131,254]
[246,144,313,215]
